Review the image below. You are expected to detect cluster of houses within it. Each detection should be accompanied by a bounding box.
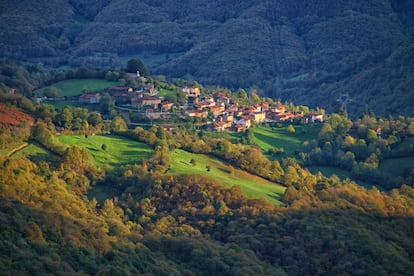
[78,84,323,132]
[181,86,324,132]
[79,83,174,117]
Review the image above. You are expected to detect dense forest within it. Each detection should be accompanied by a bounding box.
[1,62,414,274]
[1,0,414,116]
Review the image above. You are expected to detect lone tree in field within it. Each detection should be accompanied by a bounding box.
[126,58,149,77]
[287,124,295,133]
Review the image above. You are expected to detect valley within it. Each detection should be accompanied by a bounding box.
[0,0,414,271]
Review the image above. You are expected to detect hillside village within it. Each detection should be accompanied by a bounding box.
[2,62,414,276]
[76,82,324,132]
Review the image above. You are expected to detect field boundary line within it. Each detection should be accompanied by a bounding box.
[6,142,29,158]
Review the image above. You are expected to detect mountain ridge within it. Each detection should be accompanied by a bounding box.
[1,0,413,116]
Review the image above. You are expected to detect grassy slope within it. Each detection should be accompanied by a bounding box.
[379,157,414,177]
[307,165,376,189]
[16,133,285,204]
[168,149,286,205]
[42,100,84,110]
[57,135,153,167]
[11,143,59,163]
[253,125,386,188]
[253,125,321,158]
[0,141,26,157]
[35,79,118,97]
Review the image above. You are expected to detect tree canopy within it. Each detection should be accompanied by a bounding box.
[126,58,149,77]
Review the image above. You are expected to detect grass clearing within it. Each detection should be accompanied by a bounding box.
[42,100,84,110]
[10,143,61,167]
[34,79,118,97]
[159,89,172,97]
[307,165,381,190]
[0,141,26,157]
[380,157,414,177]
[168,149,286,205]
[253,124,321,159]
[57,135,153,167]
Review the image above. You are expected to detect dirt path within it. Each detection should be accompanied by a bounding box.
[6,142,29,158]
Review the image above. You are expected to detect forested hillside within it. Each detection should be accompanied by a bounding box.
[1,0,413,117]
[1,126,414,274]
[1,60,414,274]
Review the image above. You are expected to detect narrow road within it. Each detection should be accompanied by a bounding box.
[6,142,29,158]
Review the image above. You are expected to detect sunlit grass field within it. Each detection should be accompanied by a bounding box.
[34,79,118,97]
[253,124,321,158]
[57,135,153,167]
[42,100,84,110]
[168,149,286,205]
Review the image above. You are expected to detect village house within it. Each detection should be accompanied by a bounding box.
[159,101,174,112]
[187,96,199,105]
[207,104,225,116]
[234,124,245,133]
[235,117,252,129]
[269,105,285,114]
[79,93,101,104]
[8,88,17,95]
[214,93,230,105]
[142,83,156,96]
[213,120,233,132]
[304,113,324,123]
[222,111,234,122]
[251,111,266,123]
[183,86,201,106]
[131,96,162,109]
[275,112,295,122]
[242,107,257,114]
[185,109,208,118]
[201,96,215,103]
[260,103,269,111]
[251,105,262,113]
[182,86,200,97]
[226,105,241,118]
[145,109,161,119]
[112,92,130,104]
[194,102,212,110]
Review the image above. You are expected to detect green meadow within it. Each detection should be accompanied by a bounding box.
[35,79,118,97]
[10,143,61,166]
[307,165,376,189]
[379,157,414,177]
[253,125,321,158]
[43,100,84,110]
[57,135,153,167]
[168,149,286,205]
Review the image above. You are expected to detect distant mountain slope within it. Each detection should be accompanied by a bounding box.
[0,0,413,116]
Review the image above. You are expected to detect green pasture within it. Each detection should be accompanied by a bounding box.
[168,149,286,205]
[387,139,414,158]
[42,100,84,110]
[10,143,61,166]
[307,165,380,190]
[379,157,414,177]
[253,125,321,158]
[307,166,351,179]
[158,89,172,97]
[34,79,118,97]
[57,135,153,167]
